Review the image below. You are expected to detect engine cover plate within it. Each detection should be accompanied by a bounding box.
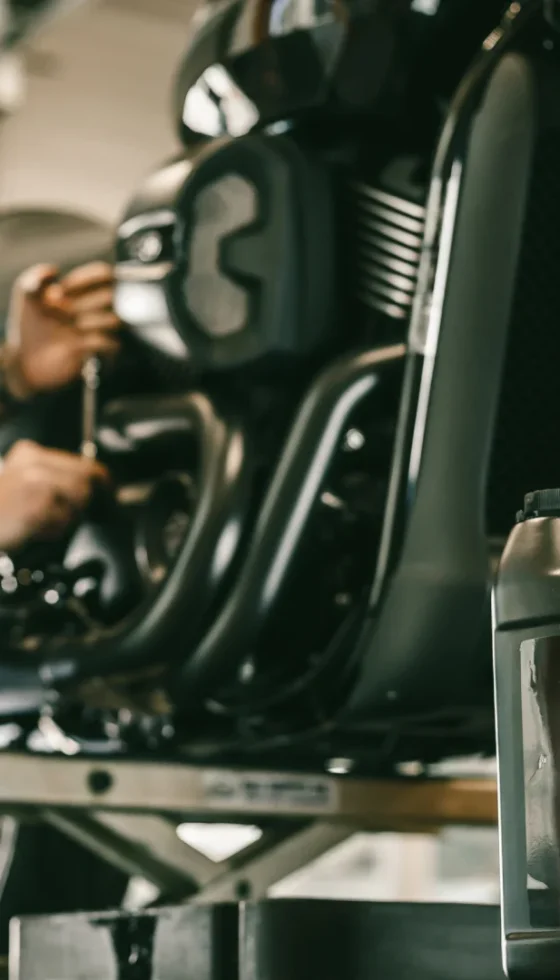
[115,134,335,372]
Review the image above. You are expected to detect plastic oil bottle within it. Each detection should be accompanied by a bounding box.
[494,489,560,979]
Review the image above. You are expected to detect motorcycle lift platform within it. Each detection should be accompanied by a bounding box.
[0,752,497,904]
[0,751,500,979]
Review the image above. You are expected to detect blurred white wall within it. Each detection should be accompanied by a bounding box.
[0,0,197,223]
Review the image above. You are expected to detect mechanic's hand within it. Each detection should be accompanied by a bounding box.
[4,261,120,399]
[0,440,109,552]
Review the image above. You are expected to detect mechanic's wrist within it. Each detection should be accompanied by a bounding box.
[0,347,33,403]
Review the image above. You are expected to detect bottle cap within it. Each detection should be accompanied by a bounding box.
[518,489,560,522]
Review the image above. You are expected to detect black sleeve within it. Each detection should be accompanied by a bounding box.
[0,347,26,424]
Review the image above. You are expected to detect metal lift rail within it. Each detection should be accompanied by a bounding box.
[0,751,497,905]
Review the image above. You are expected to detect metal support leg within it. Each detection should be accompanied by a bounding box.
[191,822,357,903]
[93,812,224,887]
[41,810,355,904]
[41,810,199,901]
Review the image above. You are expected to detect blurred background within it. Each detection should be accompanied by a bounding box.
[0,0,196,219]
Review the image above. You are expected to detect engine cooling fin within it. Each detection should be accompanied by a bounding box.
[348,180,426,322]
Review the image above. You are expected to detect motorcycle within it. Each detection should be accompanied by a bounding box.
[0,0,555,779]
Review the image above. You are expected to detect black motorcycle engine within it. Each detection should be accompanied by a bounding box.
[114,134,337,373]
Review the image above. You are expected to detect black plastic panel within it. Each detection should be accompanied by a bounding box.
[242,901,505,980]
[487,79,560,536]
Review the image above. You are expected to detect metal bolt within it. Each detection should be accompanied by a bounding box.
[343,428,365,452]
[397,761,425,778]
[334,593,352,607]
[235,880,252,900]
[88,769,113,795]
[327,757,354,775]
[0,554,13,576]
[321,491,345,510]
[134,231,163,263]
[240,659,255,682]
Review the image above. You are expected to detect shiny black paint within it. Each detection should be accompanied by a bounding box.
[178,344,405,707]
[174,0,509,146]
[343,0,542,722]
